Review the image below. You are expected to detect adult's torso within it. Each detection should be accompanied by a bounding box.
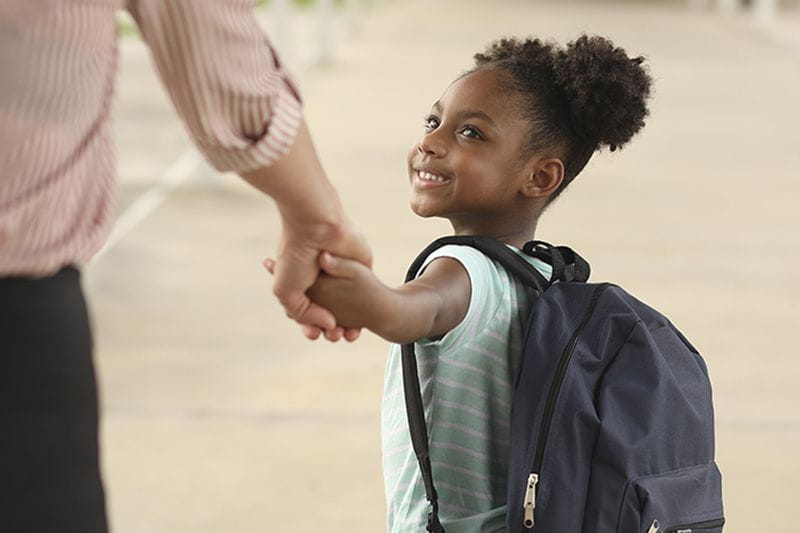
[0,0,121,276]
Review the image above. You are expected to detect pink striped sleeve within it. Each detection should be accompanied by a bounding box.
[128,0,303,173]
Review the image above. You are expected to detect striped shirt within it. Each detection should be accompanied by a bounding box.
[381,245,551,532]
[0,0,302,277]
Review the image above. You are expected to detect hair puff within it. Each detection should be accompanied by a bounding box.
[554,35,652,151]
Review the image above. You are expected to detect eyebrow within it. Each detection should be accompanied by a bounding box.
[432,101,498,128]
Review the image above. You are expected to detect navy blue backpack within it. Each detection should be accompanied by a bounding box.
[401,236,724,533]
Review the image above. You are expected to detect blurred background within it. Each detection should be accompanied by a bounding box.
[88,0,799,531]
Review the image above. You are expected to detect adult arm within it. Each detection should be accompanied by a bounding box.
[241,122,371,330]
[127,0,371,329]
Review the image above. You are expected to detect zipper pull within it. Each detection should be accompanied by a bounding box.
[647,519,660,533]
[523,473,539,529]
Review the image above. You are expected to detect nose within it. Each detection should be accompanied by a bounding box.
[418,129,447,158]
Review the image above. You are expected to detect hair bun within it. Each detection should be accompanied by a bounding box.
[555,35,652,151]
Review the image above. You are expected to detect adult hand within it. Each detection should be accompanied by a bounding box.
[268,214,371,341]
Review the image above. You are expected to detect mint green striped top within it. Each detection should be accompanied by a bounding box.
[381,245,551,532]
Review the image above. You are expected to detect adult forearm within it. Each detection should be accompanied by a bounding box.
[240,120,344,234]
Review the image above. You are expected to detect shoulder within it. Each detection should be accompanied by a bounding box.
[420,244,511,317]
[420,244,503,287]
[420,244,547,294]
[414,244,511,349]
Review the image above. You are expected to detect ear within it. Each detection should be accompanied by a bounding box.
[519,157,564,199]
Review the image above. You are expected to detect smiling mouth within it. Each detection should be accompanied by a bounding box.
[415,169,451,184]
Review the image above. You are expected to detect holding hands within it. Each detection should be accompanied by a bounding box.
[264,250,385,342]
[265,216,372,342]
[238,120,373,341]
[267,245,472,346]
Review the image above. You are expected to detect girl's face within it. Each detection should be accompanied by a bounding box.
[407,68,535,226]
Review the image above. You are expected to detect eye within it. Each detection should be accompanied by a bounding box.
[423,115,440,131]
[459,125,483,140]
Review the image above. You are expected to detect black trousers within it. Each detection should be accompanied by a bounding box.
[0,267,108,533]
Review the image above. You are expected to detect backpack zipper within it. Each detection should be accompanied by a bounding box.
[522,283,611,529]
[662,517,725,532]
[522,473,539,527]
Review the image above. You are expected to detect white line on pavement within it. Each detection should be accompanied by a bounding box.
[95,149,201,259]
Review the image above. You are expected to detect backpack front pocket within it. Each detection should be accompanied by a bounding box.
[657,517,725,532]
[617,462,724,533]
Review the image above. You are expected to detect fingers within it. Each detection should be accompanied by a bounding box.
[343,327,361,342]
[318,252,365,278]
[269,245,340,331]
[323,326,345,342]
[291,299,338,332]
[264,257,350,340]
[304,324,361,343]
[271,251,363,281]
[303,324,322,340]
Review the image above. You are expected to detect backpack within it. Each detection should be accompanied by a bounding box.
[401,236,724,533]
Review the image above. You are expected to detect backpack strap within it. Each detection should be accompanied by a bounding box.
[406,235,552,292]
[400,235,552,532]
[522,240,591,283]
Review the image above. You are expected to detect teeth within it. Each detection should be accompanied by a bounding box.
[417,170,448,183]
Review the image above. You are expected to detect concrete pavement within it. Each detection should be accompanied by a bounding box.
[87,1,800,531]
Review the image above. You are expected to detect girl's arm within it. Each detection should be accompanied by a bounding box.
[307,252,471,344]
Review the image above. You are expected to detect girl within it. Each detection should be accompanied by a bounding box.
[294,35,650,531]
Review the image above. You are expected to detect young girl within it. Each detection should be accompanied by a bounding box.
[300,35,651,531]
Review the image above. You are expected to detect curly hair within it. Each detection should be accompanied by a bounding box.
[472,35,652,199]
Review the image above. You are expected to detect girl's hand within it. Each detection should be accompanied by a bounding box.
[271,252,471,345]
[306,252,471,345]
[307,252,390,330]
